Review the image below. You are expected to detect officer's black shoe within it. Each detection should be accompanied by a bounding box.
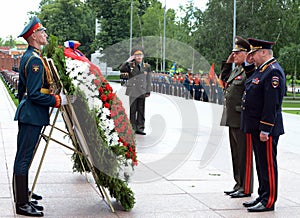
[29,191,43,200]
[16,203,44,217]
[243,198,260,207]
[135,130,146,135]
[230,191,251,198]
[224,190,236,195]
[247,202,274,212]
[30,201,44,211]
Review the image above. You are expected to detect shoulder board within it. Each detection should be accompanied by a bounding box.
[32,52,42,59]
[143,63,150,68]
[260,60,276,72]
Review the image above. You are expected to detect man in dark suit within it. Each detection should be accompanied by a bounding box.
[241,38,285,212]
[119,47,152,135]
[13,16,64,217]
[220,36,253,198]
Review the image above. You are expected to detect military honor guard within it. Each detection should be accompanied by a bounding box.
[13,16,66,217]
[119,47,152,135]
[241,38,285,212]
[220,36,253,199]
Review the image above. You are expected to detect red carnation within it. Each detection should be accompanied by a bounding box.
[107,93,114,100]
[104,102,110,108]
[94,79,100,86]
[100,94,107,102]
[98,87,103,93]
[105,83,111,90]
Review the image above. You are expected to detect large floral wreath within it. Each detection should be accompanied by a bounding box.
[45,36,137,211]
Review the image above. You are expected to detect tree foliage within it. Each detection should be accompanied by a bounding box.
[37,0,95,57]
[3,0,300,78]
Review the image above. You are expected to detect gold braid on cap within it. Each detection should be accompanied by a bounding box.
[250,45,262,50]
[235,45,248,51]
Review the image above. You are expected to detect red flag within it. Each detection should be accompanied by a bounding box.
[208,63,223,88]
[208,63,216,81]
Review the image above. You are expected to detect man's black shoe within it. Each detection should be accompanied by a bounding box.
[224,190,236,195]
[243,198,260,207]
[30,201,44,211]
[230,191,251,198]
[29,191,43,200]
[135,130,146,135]
[16,203,44,217]
[247,202,274,212]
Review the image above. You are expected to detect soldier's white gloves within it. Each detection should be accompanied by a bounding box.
[60,91,68,106]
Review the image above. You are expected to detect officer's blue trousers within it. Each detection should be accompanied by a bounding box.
[252,132,279,208]
[14,122,42,175]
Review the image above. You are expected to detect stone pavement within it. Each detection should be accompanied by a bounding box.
[1,79,300,218]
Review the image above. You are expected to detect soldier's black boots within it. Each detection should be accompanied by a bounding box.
[29,191,43,200]
[13,174,43,217]
[16,203,44,217]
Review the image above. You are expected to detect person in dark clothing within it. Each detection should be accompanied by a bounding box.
[13,16,66,217]
[119,47,152,135]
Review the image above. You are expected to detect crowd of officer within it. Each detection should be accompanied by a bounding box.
[150,71,224,104]
[0,69,19,98]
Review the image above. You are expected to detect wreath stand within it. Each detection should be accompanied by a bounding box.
[28,58,115,213]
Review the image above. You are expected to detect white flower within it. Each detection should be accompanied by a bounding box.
[106,119,115,131]
[93,98,103,109]
[87,98,94,109]
[110,132,119,145]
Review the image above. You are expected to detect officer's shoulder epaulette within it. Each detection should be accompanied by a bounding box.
[260,60,276,72]
[143,63,150,68]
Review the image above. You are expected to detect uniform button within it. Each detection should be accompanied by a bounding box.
[242,107,245,110]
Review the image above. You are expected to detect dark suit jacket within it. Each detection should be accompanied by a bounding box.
[241,58,285,136]
[119,61,152,98]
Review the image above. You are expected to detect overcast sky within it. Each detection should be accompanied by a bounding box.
[0,0,208,41]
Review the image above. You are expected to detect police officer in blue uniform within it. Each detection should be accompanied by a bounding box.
[119,47,151,135]
[241,38,285,212]
[13,16,65,217]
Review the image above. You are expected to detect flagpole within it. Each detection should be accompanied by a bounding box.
[233,0,236,46]
[232,0,236,68]
[130,0,133,56]
[163,0,166,73]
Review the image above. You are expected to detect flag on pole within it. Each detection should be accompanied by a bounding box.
[208,63,215,81]
[169,62,176,77]
[208,63,223,88]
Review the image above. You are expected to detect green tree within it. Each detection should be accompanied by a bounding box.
[279,43,300,78]
[86,0,132,50]
[37,0,95,57]
[193,0,233,73]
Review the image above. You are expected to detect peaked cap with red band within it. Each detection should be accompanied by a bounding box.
[18,16,46,40]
